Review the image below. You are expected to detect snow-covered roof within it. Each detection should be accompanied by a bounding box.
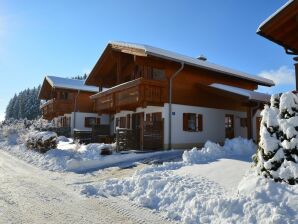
[209,83,271,102]
[257,0,294,32]
[45,76,98,92]
[108,41,274,87]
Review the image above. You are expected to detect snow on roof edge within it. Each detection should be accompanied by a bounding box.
[257,0,294,33]
[109,41,274,87]
[210,83,271,102]
[45,76,98,93]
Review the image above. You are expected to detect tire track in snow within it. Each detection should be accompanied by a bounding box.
[0,150,177,224]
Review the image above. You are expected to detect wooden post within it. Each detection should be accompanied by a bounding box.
[246,106,252,140]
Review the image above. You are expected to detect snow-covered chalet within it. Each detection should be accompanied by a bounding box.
[38,76,109,136]
[84,41,274,150]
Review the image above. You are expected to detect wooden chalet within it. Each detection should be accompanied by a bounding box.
[85,41,274,150]
[257,0,298,89]
[39,76,98,120]
[38,76,110,138]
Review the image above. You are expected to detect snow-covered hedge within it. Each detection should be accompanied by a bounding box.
[26,131,57,153]
[255,92,298,185]
[183,137,256,164]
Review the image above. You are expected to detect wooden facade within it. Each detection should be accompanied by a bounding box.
[39,78,96,121]
[86,44,269,115]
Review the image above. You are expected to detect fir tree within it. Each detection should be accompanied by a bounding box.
[5,86,41,120]
[254,92,298,185]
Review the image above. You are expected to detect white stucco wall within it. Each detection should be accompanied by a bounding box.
[163,104,248,148]
[112,104,264,149]
[70,112,109,134]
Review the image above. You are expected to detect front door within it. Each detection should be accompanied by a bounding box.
[225,114,234,139]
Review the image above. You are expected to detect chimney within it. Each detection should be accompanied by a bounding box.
[197,54,207,61]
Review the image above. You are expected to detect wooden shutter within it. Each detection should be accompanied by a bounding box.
[120,117,126,128]
[96,118,101,125]
[116,118,120,127]
[146,113,151,122]
[197,114,203,131]
[183,113,188,131]
[85,117,92,127]
[127,114,131,129]
[240,118,247,127]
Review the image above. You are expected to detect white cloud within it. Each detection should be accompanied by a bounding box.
[258,66,295,85]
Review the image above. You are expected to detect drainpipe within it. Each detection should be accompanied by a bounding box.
[168,62,184,150]
[73,90,80,136]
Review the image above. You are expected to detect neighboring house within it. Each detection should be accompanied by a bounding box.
[257,0,298,89]
[85,41,274,150]
[38,76,109,135]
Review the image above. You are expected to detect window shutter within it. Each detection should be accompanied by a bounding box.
[146,113,151,122]
[197,114,203,131]
[183,113,188,131]
[96,118,101,125]
[116,118,119,127]
[127,114,131,129]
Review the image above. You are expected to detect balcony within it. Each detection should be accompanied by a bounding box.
[40,99,74,120]
[91,78,167,113]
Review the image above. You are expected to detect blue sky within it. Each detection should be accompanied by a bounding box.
[0,0,294,121]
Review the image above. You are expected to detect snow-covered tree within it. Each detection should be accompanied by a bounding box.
[254,92,298,185]
[5,86,41,120]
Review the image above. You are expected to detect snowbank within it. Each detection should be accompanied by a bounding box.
[80,137,297,223]
[183,137,256,164]
[85,161,297,223]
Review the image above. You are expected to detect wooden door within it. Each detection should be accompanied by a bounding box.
[256,117,262,143]
[225,114,234,139]
[132,112,144,149]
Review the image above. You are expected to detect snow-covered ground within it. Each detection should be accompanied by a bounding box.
[0,123,182,173]
[81,138,298,223]
[0,122,297,223]
[0,149,174,224]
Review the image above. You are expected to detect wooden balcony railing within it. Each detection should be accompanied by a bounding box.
[91,78,167,113]
[40,99,74,120]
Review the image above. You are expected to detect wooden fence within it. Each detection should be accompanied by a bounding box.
[116,120,163,151]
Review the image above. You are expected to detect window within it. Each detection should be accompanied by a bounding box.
[240,118,247,127]
[146,112,162,123]
[152,112,162,122]
[183,113,203,132]
[126,114,131,129]
[152,68,165,80]
[60,91,69,100]
[119,117,126,128]
[85,117,100,128]
[225,115,233,128]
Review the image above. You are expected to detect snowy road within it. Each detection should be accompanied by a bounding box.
[0,150,175,224]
